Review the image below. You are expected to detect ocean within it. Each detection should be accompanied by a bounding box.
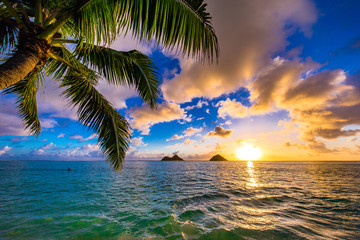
[0,160,359,239]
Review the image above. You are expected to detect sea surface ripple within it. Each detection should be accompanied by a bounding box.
[0,160,359,239]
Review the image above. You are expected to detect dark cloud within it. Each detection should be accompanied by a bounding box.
[207,126,232,138]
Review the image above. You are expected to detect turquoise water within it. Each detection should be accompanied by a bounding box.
[0,160,359,239]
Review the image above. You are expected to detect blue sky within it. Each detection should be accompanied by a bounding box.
[1,0,360,161]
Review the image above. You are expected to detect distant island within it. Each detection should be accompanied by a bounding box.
[209,154,228,161]
[161,154,184,161]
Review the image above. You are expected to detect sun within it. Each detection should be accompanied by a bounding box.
[236,144,262,161]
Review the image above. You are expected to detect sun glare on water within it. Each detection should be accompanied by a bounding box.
[236,144,262,161]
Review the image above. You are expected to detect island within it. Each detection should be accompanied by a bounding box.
[209,154,228,161]
[161,154,184,161]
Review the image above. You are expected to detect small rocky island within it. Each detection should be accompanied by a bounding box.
[209,154,228,161]
[161,154,184,161]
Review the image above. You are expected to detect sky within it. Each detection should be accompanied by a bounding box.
[1,0,360,161]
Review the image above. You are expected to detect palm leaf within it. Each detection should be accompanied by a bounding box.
[76,44,159,107]
[61,70,131,171]
[114,0,219,62]
[46,45,98,84]
[73,0,218,61]
[0,16,18,53]
[3,70,42,136]
[73,0,118,47]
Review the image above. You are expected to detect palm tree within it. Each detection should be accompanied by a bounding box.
[0,0,218,170]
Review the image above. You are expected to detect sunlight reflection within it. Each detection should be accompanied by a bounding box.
[246,161,258,188]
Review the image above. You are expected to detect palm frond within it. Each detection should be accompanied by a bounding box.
[72,0,118,46]
[46,45,98,84]
[114,0,219,62]
[73,0,218,61]
[3,70,42,136]
[61,70,131,171]
[0,16,18,53]
[76,44,159,107]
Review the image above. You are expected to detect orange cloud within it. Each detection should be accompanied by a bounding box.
[166,134,184,141]
[185,100,209,110]
[183,127,203,136]
[216,98,248,119]
[206,126,232,138]
[167,127,203,141]
[128,102,190,135]
[184,138,195,145]
[248,57,360,151]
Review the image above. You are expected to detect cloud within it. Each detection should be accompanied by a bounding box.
[216,98,248,119]
[184,152,214,161]
[128,146,136,151]
[81,144,100,152]
[160,0,317,103]
[166,138,197,148]
[131,137,147,147]
[248,57,360,150]
[32,149,44,155]
[36,79,77,119]
[183,127,203,136]
[0,104,57,135]
[23,143,102,160]
[40,119,58,129]
[166,143,180,148]
[125,149,165,160]
[110,32,152,54]
[57,133,65,138]
[128,102,191,135]
[68,133,98,142]
[206,126,232,138]
[284,140,335,153]
[224,120,232,125]
[84,133,98,141]
[166,134,184,141]
[10,137,29,141]
[95,82,137,109]
[31,142,56,156]
[184,138,195,145]
[0,146,11,156]
[185,100,209,110]
[248,57,316,114]
[0,98,29,136]
[166,127,203,141]
[40,142,55,150]
[69,134,83,140]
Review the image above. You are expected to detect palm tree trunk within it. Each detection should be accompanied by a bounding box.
[0,32,50,90]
